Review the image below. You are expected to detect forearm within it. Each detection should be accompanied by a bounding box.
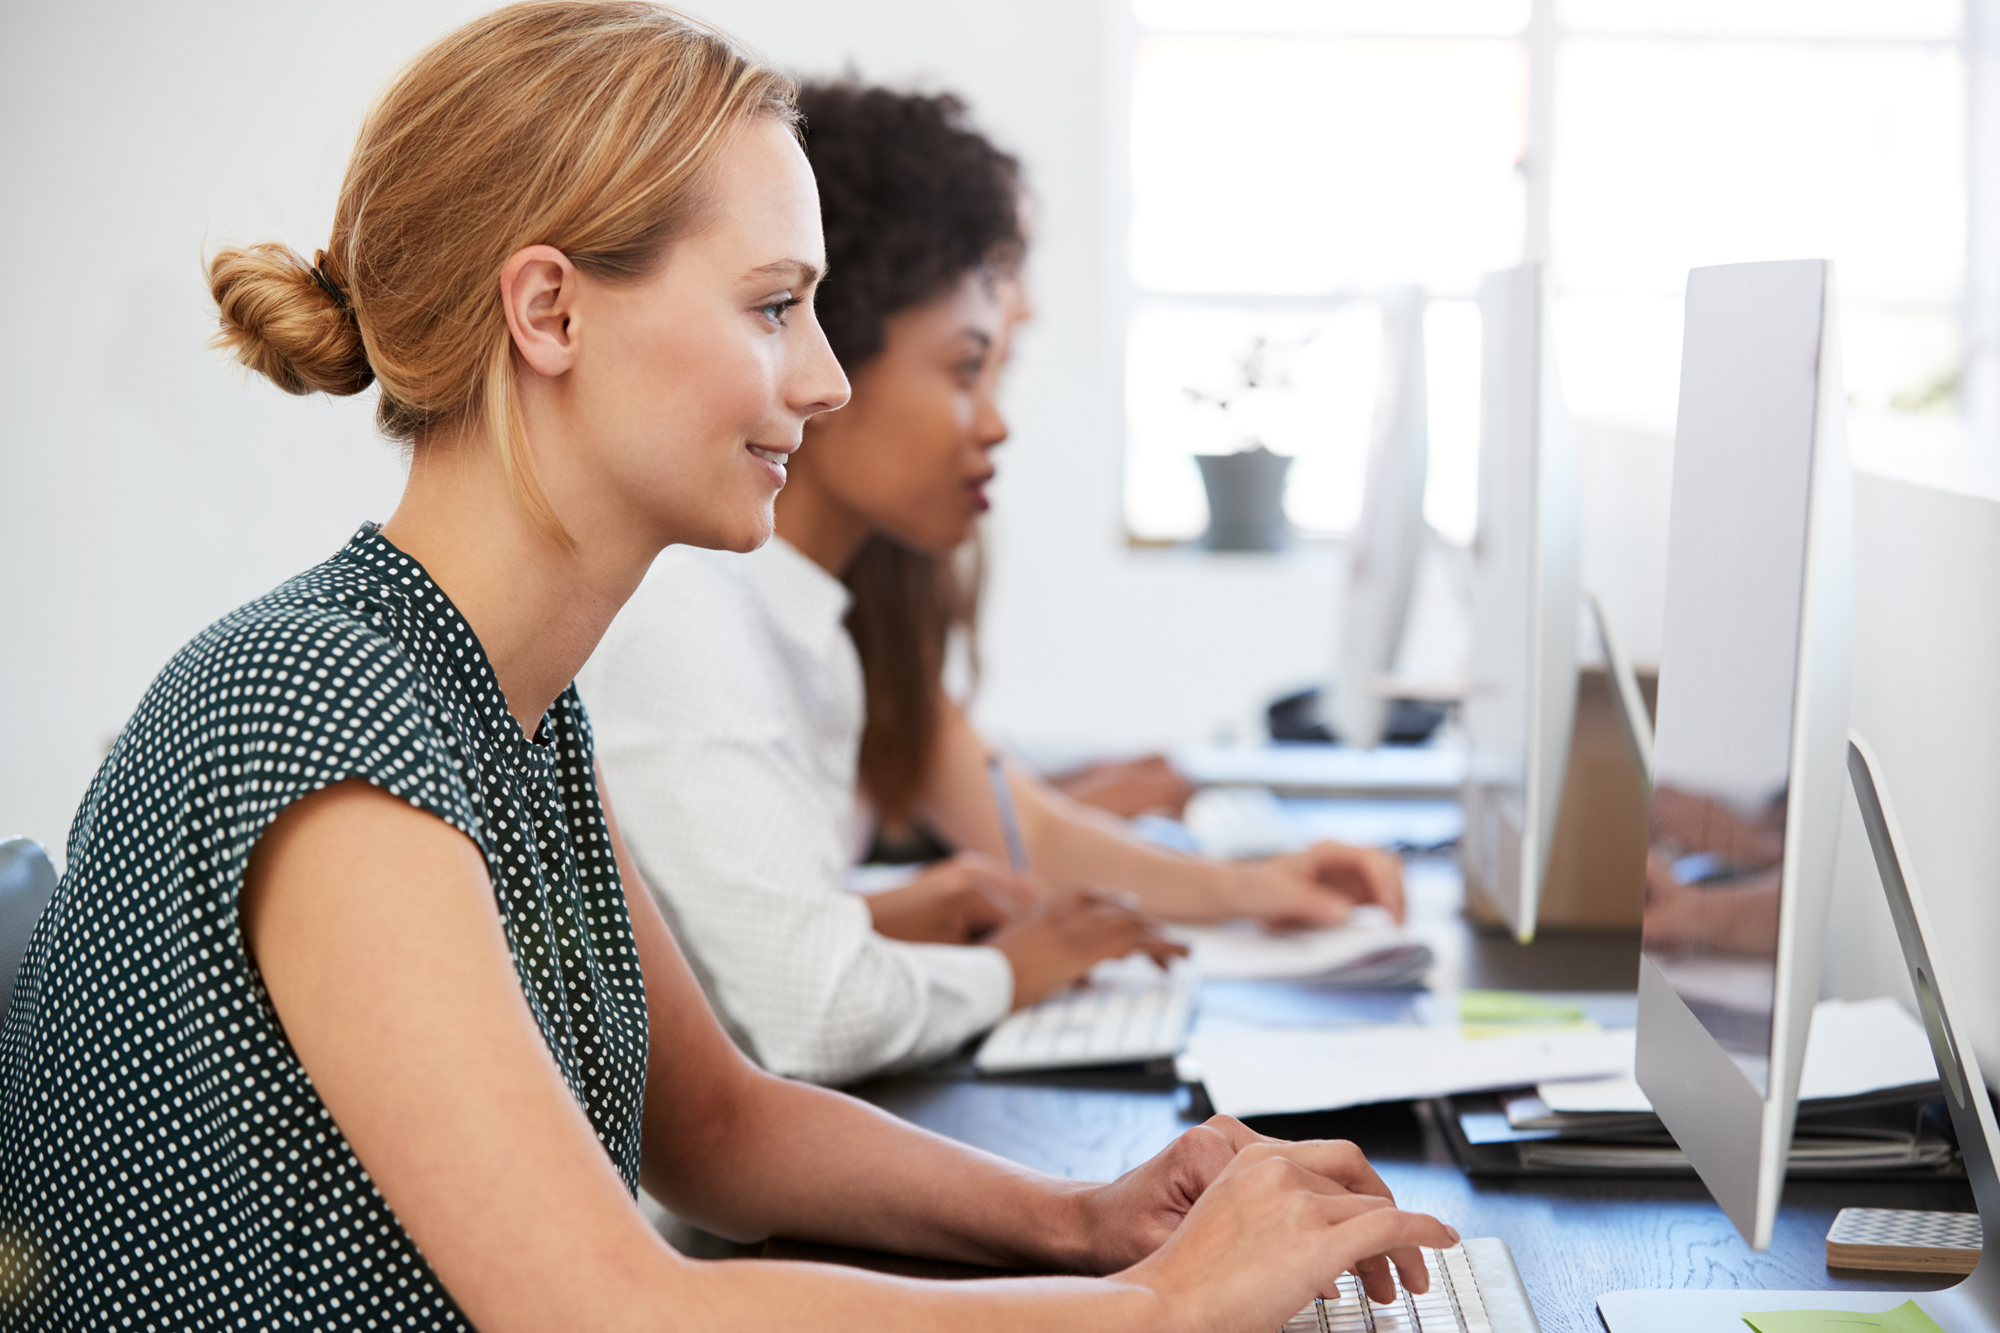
[914,703,1235,922]
[648,1068,1105,1272]
[1013,776,1236,921]
[671,1258,1159,1333]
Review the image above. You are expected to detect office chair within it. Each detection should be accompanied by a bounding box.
[0,837,57,1014]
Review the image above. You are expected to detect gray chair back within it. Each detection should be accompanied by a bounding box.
[0,838,57,1014]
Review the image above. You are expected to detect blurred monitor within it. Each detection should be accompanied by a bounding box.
[1459,263,1580,945]
[1327,288,1430,749]
[1633,259,1851,1252]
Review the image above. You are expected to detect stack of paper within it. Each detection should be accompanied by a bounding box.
[1168,907,1433,990]
[1525,997,1941,1121]
[1188,1023,1636,1118]
[1443,998,1953,1177]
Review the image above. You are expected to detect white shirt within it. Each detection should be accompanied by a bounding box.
[577,538,1013,1085]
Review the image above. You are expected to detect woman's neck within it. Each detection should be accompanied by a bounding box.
[772,454,874,577]
[381,434,653,738]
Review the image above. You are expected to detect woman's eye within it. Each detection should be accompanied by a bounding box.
[758,296,803,325]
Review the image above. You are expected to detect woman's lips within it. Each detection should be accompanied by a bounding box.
[967,474,993,512]
[747,442,791,486]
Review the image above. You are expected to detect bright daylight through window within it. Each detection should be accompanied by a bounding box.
[1123,0,1971,546]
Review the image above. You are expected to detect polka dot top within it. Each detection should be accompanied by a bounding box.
[0,525,649,1330]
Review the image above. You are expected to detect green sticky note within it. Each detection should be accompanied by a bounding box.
[1457,989,1586,1025]
[1741,1299,1946,1332]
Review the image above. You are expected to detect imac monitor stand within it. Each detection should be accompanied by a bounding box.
[1598,734,2000,1330]
[1459,262,1581,944]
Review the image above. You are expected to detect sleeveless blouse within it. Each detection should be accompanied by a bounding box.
[0,525,648,1330]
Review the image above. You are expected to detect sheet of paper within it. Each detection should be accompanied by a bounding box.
[1741,1299,1945,1333]
[1189,1024,1636,1118]
[1536,997,1938,1114]
[1169,908,1425,982]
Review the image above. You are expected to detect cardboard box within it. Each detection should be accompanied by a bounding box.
[1466,667,1655,932]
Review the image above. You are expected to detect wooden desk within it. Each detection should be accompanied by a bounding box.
[842,1062,1968,1332]
[730,864,1973,1330]
[841,898,1969,1331]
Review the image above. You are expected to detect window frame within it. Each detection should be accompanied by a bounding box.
[1114,0,2000,548]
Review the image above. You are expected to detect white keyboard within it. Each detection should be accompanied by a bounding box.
[1281,1241,1540,1333]
[1184,785,1307,860]
[973,956,1197,1073]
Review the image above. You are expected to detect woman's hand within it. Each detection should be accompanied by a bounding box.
[990,890,1187,1009]
[1061,1115,1283,1271]
[864,852,1042,944]
[1226,841,1406,929]
[1122,1137,1459,1333]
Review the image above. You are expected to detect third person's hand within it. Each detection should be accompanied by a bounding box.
[990,889,1186,1009]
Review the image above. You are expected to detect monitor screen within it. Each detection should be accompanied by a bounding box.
[1641,264,1824,1098]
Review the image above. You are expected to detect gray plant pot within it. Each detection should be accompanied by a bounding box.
[1195,445,1294,552]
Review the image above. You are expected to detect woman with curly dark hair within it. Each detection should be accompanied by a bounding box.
[581,82,1404,1087]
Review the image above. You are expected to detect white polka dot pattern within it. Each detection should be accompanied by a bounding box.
[0,525,648,1329]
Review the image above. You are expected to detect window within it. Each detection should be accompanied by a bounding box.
[1123,0,1977,545]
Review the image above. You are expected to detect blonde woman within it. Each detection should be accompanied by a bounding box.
[0,6,1455,1329]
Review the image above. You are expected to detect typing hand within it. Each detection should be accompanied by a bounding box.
[991,890,1187,1009]
[1119,1136,1458,1333]
[1066,1114,1278,1271]
[863,852,1041,945]
[1230,841,1405,929]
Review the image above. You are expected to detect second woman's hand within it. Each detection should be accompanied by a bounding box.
[990,890,1186,1009]
[1228,841,1406,930]
[863,851,1044,945]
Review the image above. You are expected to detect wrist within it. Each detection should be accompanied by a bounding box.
[1039,1178,1113,1274]
[1207,861,1269,920]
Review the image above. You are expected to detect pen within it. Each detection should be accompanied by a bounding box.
[985,752,1031,875]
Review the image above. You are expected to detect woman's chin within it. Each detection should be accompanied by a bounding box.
[678,506,774,555]
[879,513,975,557]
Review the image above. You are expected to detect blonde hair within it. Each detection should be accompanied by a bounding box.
[208,2,797,545]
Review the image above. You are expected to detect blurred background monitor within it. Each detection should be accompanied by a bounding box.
[1326,288,1431,750]
[1459,264,1580,944]
[1634,258,1851,1252]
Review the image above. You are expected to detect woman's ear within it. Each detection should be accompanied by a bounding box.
[499,244,581,379]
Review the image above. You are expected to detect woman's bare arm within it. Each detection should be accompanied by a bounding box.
[242,777,1450,1333]
[916,700,1404,926]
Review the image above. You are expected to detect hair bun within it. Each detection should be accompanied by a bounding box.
[208,241,374,396]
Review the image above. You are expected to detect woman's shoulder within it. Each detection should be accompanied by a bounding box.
[118,542,471,810]
[167,545,419,709]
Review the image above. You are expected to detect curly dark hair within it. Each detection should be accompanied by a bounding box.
[800,80,1024,372]
[798,81,1023,826]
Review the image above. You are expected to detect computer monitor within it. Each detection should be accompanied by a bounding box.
[1327,287,1430,750]
[1599,733,1999,1331]
[1632,258,1853,1252]
[1459,263,1580,944]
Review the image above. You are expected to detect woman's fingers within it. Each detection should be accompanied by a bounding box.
[954,851,1046,915]
[1305,842,1404,922]
[1307,1197,1459,1303]
[1230,1137,1397,1205]
[1354,846,1406,922]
